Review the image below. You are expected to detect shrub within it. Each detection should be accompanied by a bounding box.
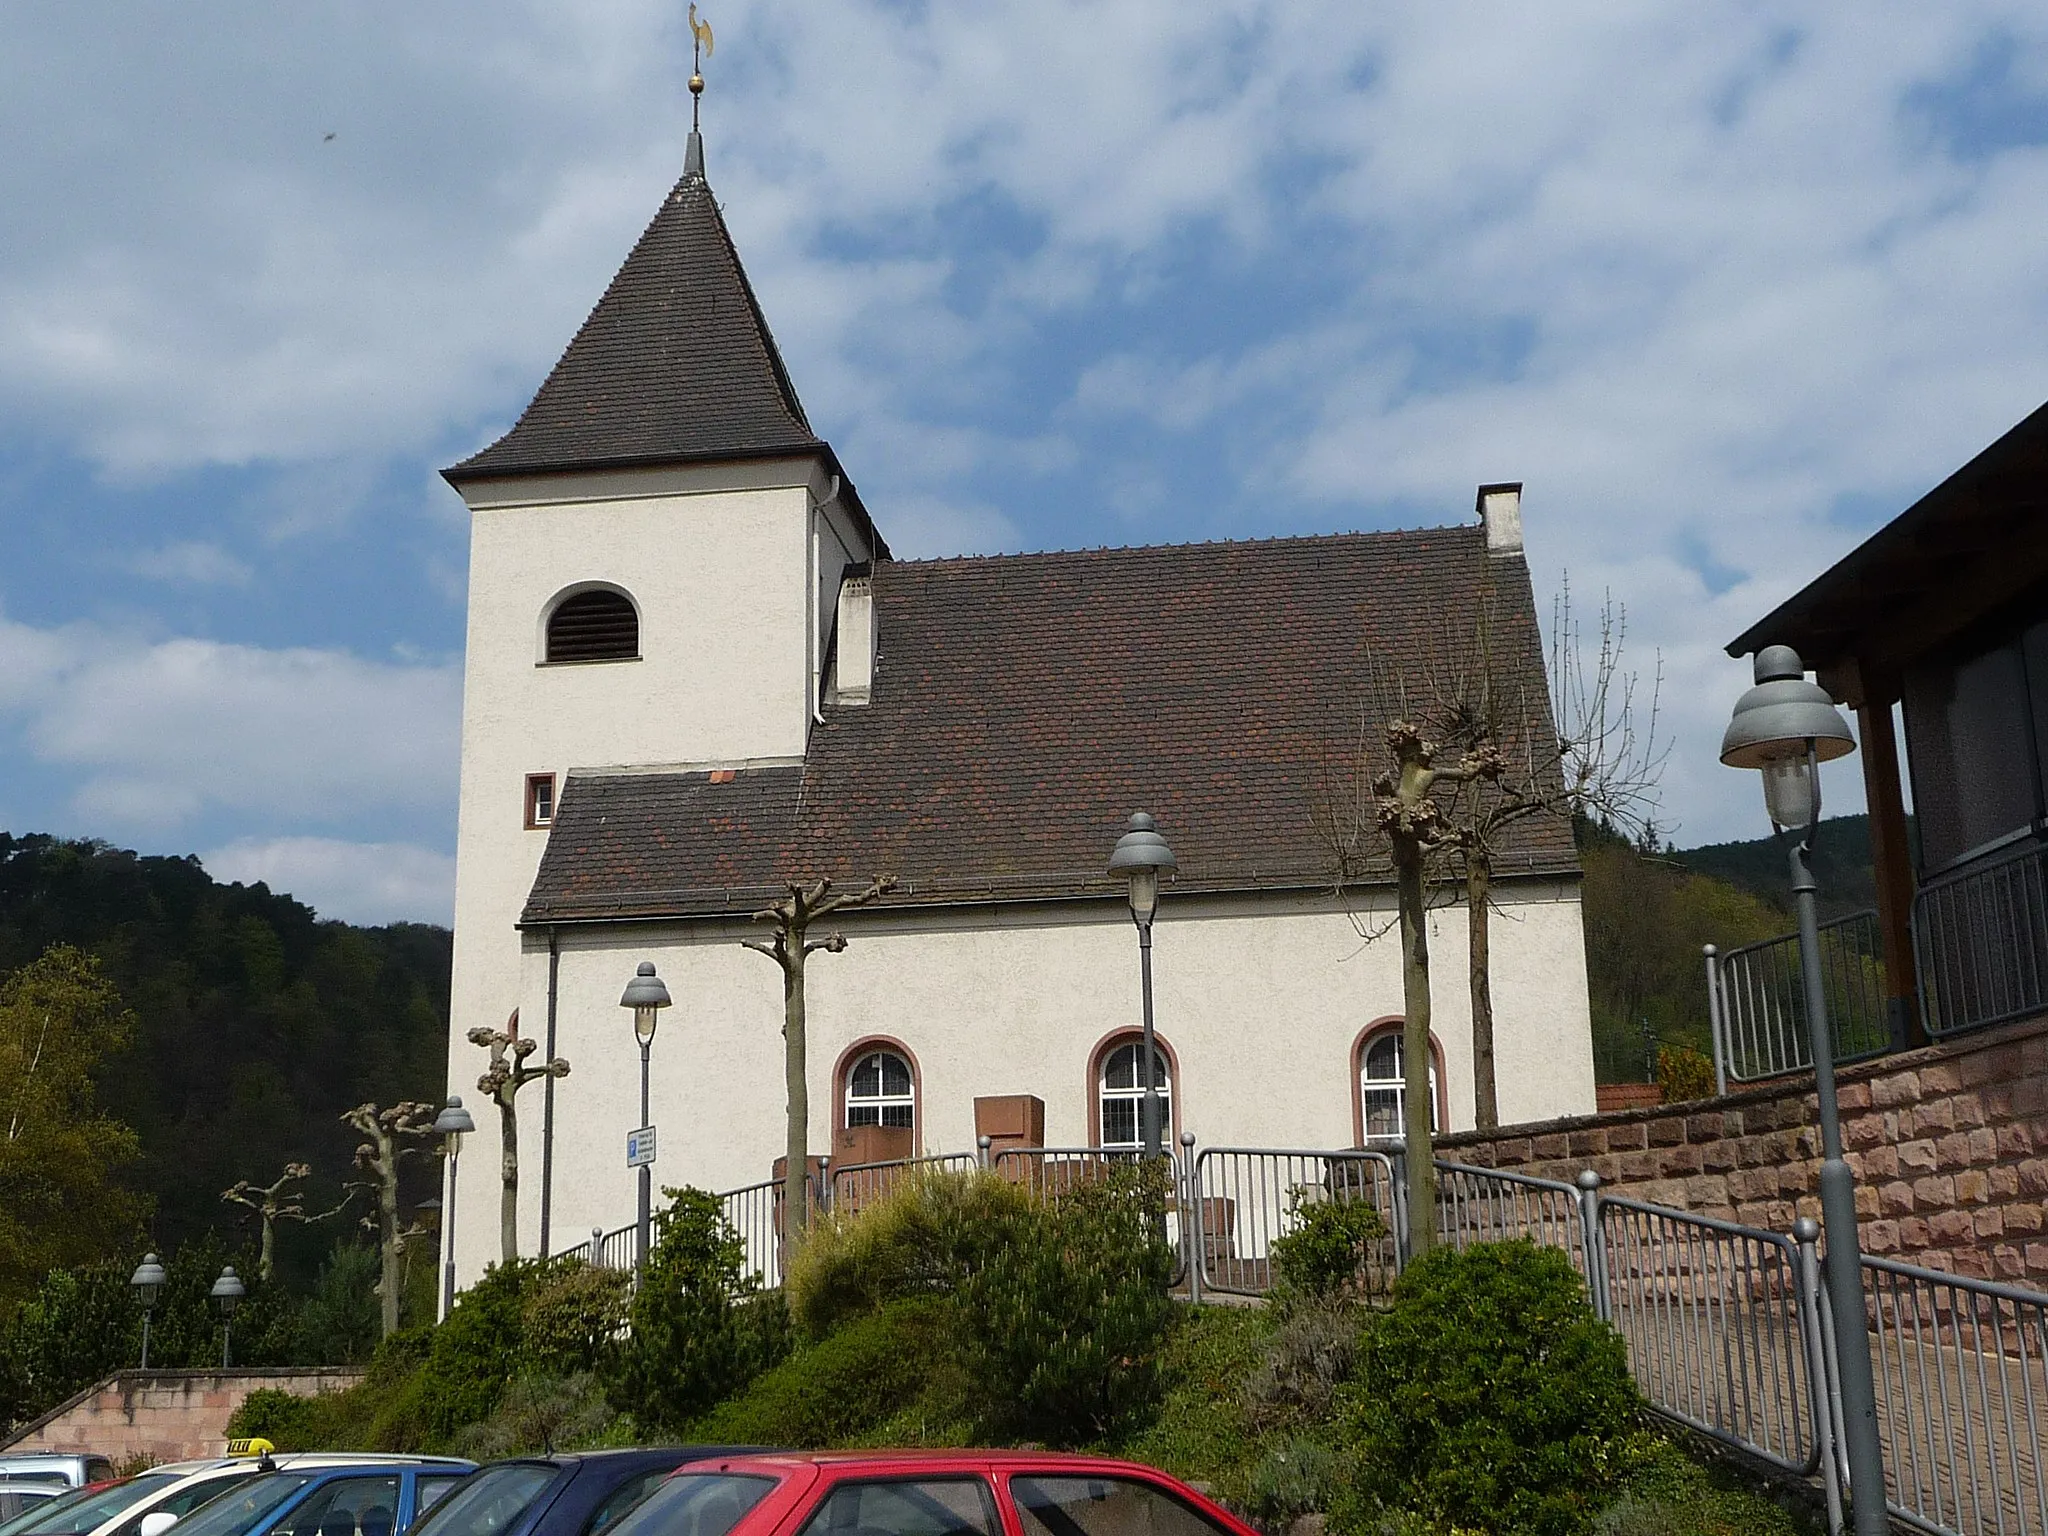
[452,1372,615,1459]
[522,1263,632,1377]
[416,1256,574,1441]
[1247,1437,1355,1525]
[1594,1437,1819,1536]
[1241,1298,1359,1432]
[613,1188,787,1433]
[1119,1304,1276,1498]
[1656,1047,1717,1105]
[955,1161,1175,1447]
[1269,1191,1388,1301]
[226,1388,322,1449]
[1338,1240,1639,1536]
[785,1170,1028,1339]
[694,1299,955,1446]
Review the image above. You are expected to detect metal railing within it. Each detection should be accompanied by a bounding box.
[1708,909,1893,1083]
[1435,1162,1592,1282]
[1918,842,2048,1040]
[1865,1254,2048,1535]
[1189,1147,1399,1297]
[829,1152,979,1212]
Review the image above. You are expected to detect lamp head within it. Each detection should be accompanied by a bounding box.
[1108,812,1177,921]
[432,1094,476,1141]
[130,1253,166,1301]
[211,1266,246,1315]
[1720,645,1855,831]
[621,960,671,1046]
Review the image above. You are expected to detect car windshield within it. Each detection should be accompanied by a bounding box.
[12,1478,181,1536]
[602,1476,775,1536]
[157,1477,318,1536]
[404,1467,556,1536]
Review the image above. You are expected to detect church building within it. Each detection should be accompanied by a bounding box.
[438,124,1596,1285]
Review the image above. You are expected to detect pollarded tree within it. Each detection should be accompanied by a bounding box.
[221,1162,352,1282]
[468,1019,569,1263]
[341,1100,439,1338]
[743,876,896,1244]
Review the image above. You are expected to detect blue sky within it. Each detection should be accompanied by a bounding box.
[3,1,2046,924]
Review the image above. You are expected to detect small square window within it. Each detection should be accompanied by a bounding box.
[525,773,556,829]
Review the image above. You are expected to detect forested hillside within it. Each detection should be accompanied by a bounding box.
[0,833,450,1288]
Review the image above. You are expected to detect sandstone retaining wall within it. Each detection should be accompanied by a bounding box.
[2,1369,363,1465]
[1439,1015,2048,1286]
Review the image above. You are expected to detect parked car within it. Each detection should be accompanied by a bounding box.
[93,1456,474,1536]
[0,1465,118,1496]
[405,1449,766,1536]
[140,1465,473,1536]
[1,1476,186,1536]
[0,1489,63,1525]
[602,1454,1261,1536]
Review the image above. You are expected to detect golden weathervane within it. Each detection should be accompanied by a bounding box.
[688,5,714,127]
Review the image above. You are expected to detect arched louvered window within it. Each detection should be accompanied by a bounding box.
[544,588,639,664]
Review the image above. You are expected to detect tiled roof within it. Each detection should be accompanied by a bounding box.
[523,528,1580,923]
[445,163,822,482]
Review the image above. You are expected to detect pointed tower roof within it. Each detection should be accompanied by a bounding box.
[445,139,827,484]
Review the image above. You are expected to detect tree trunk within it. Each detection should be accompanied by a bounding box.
[376,1131,402,1338]
[258,1215,276,1284]
[1396,849,1437,1258]
[499,1091,519,1264]
[783,946,810,1244]
[1468,850,1498,1131]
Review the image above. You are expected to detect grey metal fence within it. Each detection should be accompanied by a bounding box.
[1708,910,1893,1083]
[1917,843,2048,1040]
[991,1145,1191,1283]
[829,1152,980,1212]
[1190,1146,1399,1297]
[1599,1195,1822,1478]
[1435,1162,1592,1283]
[1865,1253,2048,1535]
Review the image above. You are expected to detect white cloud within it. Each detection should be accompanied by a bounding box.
[123,541,254,586]
[0,609,459,837]
[201,837,455,926]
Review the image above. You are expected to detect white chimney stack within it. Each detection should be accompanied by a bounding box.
[1477,482,1523,557]
[833,573,876,704]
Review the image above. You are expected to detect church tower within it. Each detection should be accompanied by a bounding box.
[441,122,884,1257]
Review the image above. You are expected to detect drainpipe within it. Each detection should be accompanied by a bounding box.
[539,927,560,1256]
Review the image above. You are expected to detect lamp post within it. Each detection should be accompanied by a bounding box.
[620,961,672,1272]
[432,1096,476,1320]
[1108,813,1176,1159]
[1722,643,1885,1536]
[210,1266,245,1369]
[130,1253,165,1369]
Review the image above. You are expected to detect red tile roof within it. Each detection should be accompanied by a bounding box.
[522,527,1578,923]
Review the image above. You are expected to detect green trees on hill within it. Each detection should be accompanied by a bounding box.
[0,833,450,1280]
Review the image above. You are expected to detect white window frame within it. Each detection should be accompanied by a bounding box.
[1360,1030,1437,1144]
[844,1048,915,1130]
[1097,1039,1172,1150]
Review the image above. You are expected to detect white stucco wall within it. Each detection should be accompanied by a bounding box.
[447,880,1594,1288]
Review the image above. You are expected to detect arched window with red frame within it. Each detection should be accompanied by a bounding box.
[1090,1032,1177,1150]
[1353,1022,1445,1145]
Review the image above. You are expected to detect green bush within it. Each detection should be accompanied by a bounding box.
[1120,1304,1276,1498]
[415,1257,560,1440]
[1594,1437,1820,1536]
[955,1161,1175,1447]
[1247,1437,1355,1525]
[452,1373,616,1459]
[1240,1297,1359,1432]
[522,1263,632,1377]
[786,1170,1029,1340]
[224,1388,321,1448]
[694,1299,956,1446]
[612,1188,787,1434]
[1337,1241,1639,1536]
[1656,1047,1717,1105]
[294,1245,380,1366]
[1269,1192,1388,1301]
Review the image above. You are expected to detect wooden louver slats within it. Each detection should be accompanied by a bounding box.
[547,590,638,662]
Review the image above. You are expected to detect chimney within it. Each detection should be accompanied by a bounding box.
[832,572,875,704]
[1477,482,1523,557]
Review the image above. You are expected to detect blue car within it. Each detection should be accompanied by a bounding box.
[156,1465,474,1536]
[407,1450,761,1536]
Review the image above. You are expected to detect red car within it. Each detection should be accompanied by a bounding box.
[601,1453,1258,1536]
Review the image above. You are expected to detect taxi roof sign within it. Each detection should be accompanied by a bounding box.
[225,1438,274,1459]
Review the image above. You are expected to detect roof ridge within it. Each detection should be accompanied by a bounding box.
[875,522,1485,570]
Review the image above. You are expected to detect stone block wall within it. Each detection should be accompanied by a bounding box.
[2,1369,363,1465]
[1438,1014,2048,1286]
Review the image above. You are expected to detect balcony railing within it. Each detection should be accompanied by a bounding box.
[1708,909,1893,1084]
[1916,840,2048,1038]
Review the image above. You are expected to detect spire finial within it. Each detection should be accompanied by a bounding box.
[687,5,713,132]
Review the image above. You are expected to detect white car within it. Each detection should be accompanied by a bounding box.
[14,1454,471,1536]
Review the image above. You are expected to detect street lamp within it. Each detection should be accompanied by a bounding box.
[620,961,672,1272]
[210,1266,245,1369]
[1722,643,1884,1536]
[130,1253,166,1369]
[1108,813,1176,1159]
[432,1095,476,1320]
